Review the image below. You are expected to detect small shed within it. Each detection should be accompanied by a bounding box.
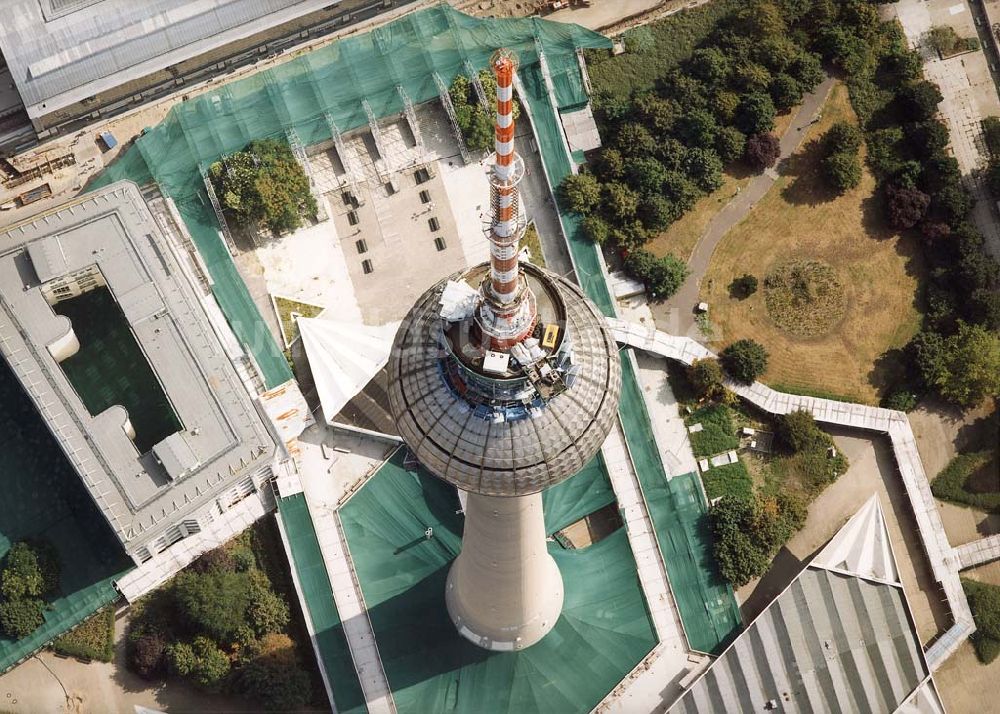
[98,131,118,151]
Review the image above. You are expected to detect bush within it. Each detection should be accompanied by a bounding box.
[687,358,725,400]
[964,579,1000,663]
[927,25,980,57]
[883,389,918,412]
[207,139,316,234]
[931,451,999,512]
[239,640,312,711]
[776,410,826,453]
[623,250,689,299]
[188,636,231,691]
[131,632,167,679]
[710,492,806,586]
[744,132,781,171]
[720,339,769,384]
[51,607,115,662]
[559,173,602,214]
[0,598,44,640]
[702,461,753,501]
[914,322,1000,407]
[730,273,758,298]
[247,571,289,637]
[1,543,46,601]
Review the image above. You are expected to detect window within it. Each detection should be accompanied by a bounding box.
[428,217,440,232]
[419,190,431,204]
[385,181,397,195]
[362,259,374,275]
[356,239,368,254]
[347,210,359,226]
[414,167,431,184]
[434,236,447,251]
[341,191,353,206]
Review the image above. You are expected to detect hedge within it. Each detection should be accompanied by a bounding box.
[51,606,115,662]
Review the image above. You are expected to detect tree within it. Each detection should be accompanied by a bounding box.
[736,92,777,135]
[601,182,639,223]
[715,126,746,163]
[983,116,1000,157]
[173,570,251,644]
[187,636,231,691]
[239,641,312,712]
[615,122,657,157]
[581,215,611,245]
[593,148,625,181]
[687,47,730,87]
[637,195,675,232]
[720,339,769,384]
[623,250,689,299]
[710,492,805,586]
[676,110,718,149]
[684,148,724,192]
[0,598,44,639]
[132,633,168,679]
[776,410,826,453]
[916,322,1000,407]
[897,80,944,121]
[208,139,317,234]
[632,94,680,135]
[247,572,289,637]
[559,173,601,214]
[709,91,741,124]
[624,157,668,197]
[931,183,973,225]
[165,641,198,677]
[821,151,862,193]
[964,579,1000,664]
[823,122,862,155]
[769,73,803,112]
[787,51,825,91]
[730,273,758,299]
[744,133,781,171]
[688,358,725,400]
[661,171,701,211]
[986,160,1000,200]
[885,184,930,229]
[903,120,949,159]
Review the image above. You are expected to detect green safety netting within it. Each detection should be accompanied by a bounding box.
[91,3,610,389]
[0,357,132,672]
[542,453,615,535]
[517,62,742,653]
[277,494,367,714]
[337,450,656,714]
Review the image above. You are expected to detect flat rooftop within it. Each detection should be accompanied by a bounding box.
[0,181,276,556]
[0,0,337,120]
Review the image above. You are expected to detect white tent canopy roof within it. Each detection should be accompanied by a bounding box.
[812,494,900,585]
[298,317,399,424]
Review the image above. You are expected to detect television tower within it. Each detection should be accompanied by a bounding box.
[387,49,621,651]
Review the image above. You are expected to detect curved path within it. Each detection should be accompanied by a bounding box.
[606,317,974,670]
[653,77,835,336]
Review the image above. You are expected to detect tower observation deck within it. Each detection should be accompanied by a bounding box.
[387,49,621,651]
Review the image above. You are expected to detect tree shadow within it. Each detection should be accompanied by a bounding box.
[738,547,805,624]
[777,138,841,206]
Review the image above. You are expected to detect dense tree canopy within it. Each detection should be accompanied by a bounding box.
[720,339,769,384]
[744,132,781,171]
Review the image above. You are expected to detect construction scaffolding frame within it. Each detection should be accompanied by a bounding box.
[199,166,239,256]
[433,72,472,164]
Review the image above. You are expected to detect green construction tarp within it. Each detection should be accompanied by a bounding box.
[277,494,367,714]
[338,450,656,714]
[542,453,615,535]
[91,4,610,389]
[517,62,742,653]
[0,355,132,672]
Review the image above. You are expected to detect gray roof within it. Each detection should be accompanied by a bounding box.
[670,496,940,714]
[0,0,334,119]
[0,181,276,555]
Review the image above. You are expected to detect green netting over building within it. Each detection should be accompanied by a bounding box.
[277,494,367,714]
[0,356,132,672]
[91,3,609,389]
[338,450,656,714]
[515,58,742,653]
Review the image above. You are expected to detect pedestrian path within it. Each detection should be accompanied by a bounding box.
[954,534,1000,570]
[606,317,975,670]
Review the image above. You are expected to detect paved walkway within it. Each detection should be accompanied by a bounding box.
[606,317,975,671]
[955,534,1000,570]
[652,77,835,337]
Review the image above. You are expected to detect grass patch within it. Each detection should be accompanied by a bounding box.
[702,461,753,502]
[51,606,115,662]
[686,404,739,457]
[646,173,748,263]
[932,451,1000,512]
[522,222,546,268]
[700,81,924,404]
[586,0,739,99]
[763,259,846,337]
[272,295,324,349]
